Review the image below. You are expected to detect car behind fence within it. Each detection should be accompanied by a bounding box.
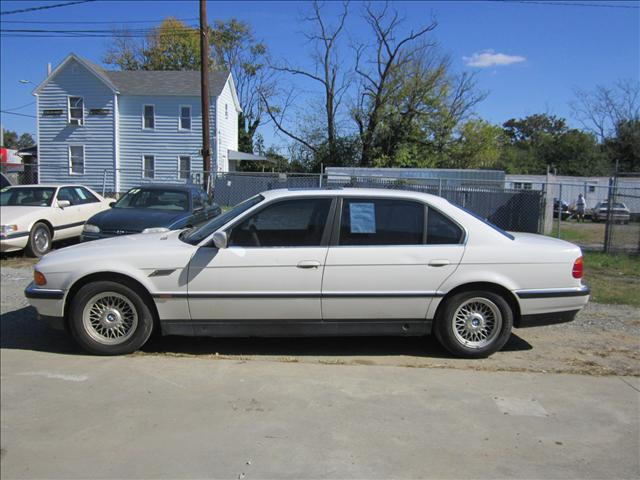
[2,163,638,253]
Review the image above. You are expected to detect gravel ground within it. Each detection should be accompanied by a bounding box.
[2,260,639,376]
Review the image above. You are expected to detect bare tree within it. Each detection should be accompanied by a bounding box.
[571,79,640,142]
[264,1,349,165]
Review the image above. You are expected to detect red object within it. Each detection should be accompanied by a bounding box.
[572,257,584,279]
[1,147,22,166]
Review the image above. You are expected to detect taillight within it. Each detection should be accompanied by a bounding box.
[572,257,584,279]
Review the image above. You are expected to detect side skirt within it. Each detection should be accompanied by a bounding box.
[160,319,432,338]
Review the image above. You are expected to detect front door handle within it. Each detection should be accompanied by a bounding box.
[297,260,321,269]
[428,259,450,267]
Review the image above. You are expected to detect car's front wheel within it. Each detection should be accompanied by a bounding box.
[25,222,52,257]
[434,291,513,358]
[68,281,154,355]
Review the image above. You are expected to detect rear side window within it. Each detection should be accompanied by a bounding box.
[339,198,424,246]
[229,198,332,247]
[427,208,463,244]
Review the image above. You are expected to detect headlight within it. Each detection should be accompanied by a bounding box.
[0,224,19,238]
[142,227,170,234]
[83,224,100,233]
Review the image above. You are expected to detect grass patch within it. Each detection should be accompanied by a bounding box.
[550,221,605,244]
[584,252,640,306]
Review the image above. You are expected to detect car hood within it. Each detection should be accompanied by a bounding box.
[37,230,195,272]
[0,206,49,228]
[88,208,187,232]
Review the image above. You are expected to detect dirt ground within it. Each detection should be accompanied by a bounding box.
[2,258,638,377]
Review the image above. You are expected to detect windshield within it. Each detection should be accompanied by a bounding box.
[114,188,189,211]
[455,203,515,240]
[181,195,264,245]
[0,187,56,207]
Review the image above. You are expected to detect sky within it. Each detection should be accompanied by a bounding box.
[1,0,639,152]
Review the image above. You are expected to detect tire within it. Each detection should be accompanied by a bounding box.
[434,290,513,359]
[25,222,52,257]
[68,281,154,355]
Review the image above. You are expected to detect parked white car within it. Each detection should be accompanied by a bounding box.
[25,188,589,357]
[1,184,114,257]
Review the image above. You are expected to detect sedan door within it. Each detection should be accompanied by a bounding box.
[322,197,465,321]
[51,187,88,239]
[187,197,335,321]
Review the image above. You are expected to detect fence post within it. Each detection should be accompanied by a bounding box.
[556,183,562,238]
[319,163,323,188]
[102,169,107,196]
[438,178,442,197]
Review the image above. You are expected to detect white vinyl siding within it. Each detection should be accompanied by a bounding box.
[68,96,84,125]
[143,104,155,129]
[69,145,85,174]
[215,79,237,172]
[180,105,192,130]
[143,155,155,179]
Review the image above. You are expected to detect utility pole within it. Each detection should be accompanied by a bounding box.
[199,0,212,193]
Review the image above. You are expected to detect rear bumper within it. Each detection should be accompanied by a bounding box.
[514,286,589,328]
[516,309,580,328]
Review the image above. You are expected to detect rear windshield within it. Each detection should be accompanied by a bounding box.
[0,187,56,207]
[114,188,189,211]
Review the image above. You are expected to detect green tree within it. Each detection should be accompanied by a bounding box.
[3,130,35,150]
[605,119,640,172]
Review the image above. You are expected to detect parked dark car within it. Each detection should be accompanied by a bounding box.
[81,184,221,241]
[1,172,12,189]
[553,199,571,220]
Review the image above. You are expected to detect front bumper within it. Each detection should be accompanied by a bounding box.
[24,282,66,318]
[0,233,29,252]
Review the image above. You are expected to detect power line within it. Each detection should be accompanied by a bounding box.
[0,110,37,118]
[1,0,96,16]
[0,17,198,24]
[487,0,639,9]
[2,101,36,112]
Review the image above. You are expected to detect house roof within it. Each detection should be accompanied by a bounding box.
[33,53,237,104]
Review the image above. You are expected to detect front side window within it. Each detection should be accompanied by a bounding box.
[143,105,155,129]
[229,198,332,248]
[68,96,84,125]
[180,106,191,130]
[179,156,191,180]
[143,155,155,179]
[339,198,424,246]
[69,145,84,174]
[57,187,82,205]
[74,187,99,204]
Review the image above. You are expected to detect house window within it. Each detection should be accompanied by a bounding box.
[179,156,191,180]
[69,145,84,174]
[225,103,228,119]
[522,182,532,190]
[588,185,596,193]
[180,106,191,130]
[143,155,155,179]
[513,182,522,189]
[68,96,84,125]
[143,105,155,129]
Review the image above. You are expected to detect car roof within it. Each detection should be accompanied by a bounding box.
[260,187,450,207]
[130,183,199,192]
[5,184,89,188]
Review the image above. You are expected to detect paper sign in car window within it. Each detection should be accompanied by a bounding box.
[350,202,376,233]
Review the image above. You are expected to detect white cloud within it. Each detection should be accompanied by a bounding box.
[463,50,526,68]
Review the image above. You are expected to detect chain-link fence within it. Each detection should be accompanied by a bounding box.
[2,162,638,250]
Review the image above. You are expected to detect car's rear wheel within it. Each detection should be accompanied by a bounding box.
[434,290,513,358]
[25,222,51,257]
[69,281,154,355]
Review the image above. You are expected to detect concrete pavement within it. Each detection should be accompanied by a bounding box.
[1,348,638,479]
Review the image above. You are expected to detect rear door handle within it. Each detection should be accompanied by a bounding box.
[297,260,321,269]
[428,259,450,267]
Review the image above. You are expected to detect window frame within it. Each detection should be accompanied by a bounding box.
[179,105,192,131]
[223,196,338,249]
[67,95,84,126]
[68,144,85,175]
[142,104,155,130]
[330,196,466,247]
[142,154,155,180]
[178,155,191,181]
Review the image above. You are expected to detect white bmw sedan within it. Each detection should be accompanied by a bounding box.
[25,188,589,357]
[1,184,113,257]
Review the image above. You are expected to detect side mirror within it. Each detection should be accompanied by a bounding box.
[57,200,71,208]
[193,206,204,213]
[212,231,228,249]
[109,201,116,208]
